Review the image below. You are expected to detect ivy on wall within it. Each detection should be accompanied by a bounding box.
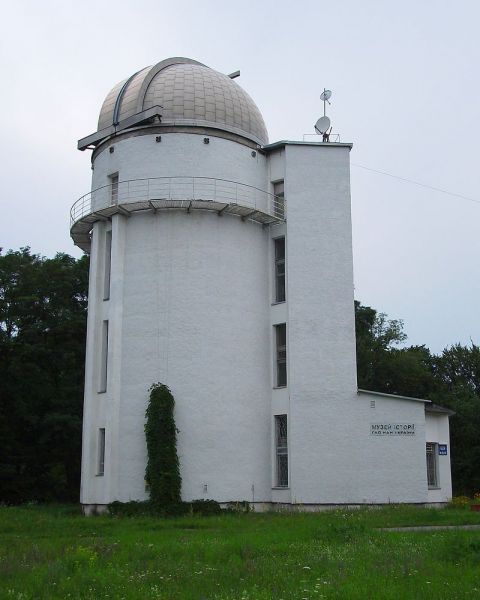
[144,383,181,508]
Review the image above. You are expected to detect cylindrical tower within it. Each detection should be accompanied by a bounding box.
[73,58,282,511]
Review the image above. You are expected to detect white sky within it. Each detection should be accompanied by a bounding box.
[1,0,479,353]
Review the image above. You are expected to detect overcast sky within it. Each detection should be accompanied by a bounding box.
[1,0,479,354]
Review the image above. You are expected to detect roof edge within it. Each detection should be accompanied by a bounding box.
[357,389,431,404]
[263,140,353,152]
[425,403,456,417]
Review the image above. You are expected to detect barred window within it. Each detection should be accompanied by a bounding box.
[426,442,439,488]
[275,415,288,487]
[103,230,112,301]
[109,173,119,205]
[275,323,287,387]
[98,428,105,476]
[274,237,286,303]
[99,320,109,393]
[273,181,285,219]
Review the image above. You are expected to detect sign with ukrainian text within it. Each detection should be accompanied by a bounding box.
[370,423,416,436]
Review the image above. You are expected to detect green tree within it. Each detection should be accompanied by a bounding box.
[432,344,480,495]
[355,300,407,390]
[0,248,88,503]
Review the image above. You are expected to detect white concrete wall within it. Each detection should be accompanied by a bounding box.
[117,210,272,503]
[426,413,452,502]
[81,208,273,504]
[282,144,430,505]
[80,221,107,504]
[91,133,268,196]
[352,393,429,503]
[284,144,357,503]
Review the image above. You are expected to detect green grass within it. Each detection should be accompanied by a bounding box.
[1,505,480,599]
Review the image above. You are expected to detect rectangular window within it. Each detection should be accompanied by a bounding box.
[103,230,112,301]
[275,415,288,487]
[275,323,287,387]
[109,173,119,205]
[426,442,439,488]
[273,180,285,219]
[98,428,105,475]
[99,320,109,393]
[274,237,286,303]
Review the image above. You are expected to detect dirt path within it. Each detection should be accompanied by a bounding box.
[379,524,480,532]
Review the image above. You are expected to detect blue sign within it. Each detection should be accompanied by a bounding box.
[439,444,448,455]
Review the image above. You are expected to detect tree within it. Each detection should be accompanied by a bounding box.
[431,344,480,495]
[0,248,89,503]
[355,300,407,390]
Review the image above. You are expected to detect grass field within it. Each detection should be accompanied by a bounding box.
[1,505,480,599]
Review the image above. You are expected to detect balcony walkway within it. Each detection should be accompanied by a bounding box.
[70,176,284,252]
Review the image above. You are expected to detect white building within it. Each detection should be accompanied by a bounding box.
[72,57,453,513]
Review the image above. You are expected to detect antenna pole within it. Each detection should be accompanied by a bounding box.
[323,88,326,117]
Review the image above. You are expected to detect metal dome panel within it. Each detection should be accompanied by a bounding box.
[96,57,269,145]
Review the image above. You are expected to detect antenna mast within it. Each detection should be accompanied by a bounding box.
[315,89,333,142]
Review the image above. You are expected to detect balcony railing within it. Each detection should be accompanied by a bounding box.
[71,176,284,225]
[70,176,285,251]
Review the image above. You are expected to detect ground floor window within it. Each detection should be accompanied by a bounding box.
[275,415,288,487]
[426,442,439,488]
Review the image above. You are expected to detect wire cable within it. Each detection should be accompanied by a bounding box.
[351,163,480,206]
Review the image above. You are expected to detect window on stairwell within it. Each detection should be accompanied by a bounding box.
[273,180,285,219]
[274,237,286,303]
[275,415,288,487]
[98,428,105,476]
[99,320,109,393]
[426,442,439,488]
[109,173,119,205]
[103,230,112,301]
[275,323,287,387]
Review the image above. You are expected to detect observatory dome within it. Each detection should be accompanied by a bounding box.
[97,57,269,145]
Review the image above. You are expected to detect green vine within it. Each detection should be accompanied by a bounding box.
[144,383,181,508]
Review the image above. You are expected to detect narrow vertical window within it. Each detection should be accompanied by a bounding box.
[99,320,109,393]
[274,237,286,303]
[426,442,439,488]
[98,428,105,475]
[103,230,112,300]
[275,323,287,387]
[273,180,285,219]
[275,415,288,487]
[109,173,119,205]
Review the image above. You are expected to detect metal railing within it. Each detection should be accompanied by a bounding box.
[302,133,341,143]
[70,176,285,226]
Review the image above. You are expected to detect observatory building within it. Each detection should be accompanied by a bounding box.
[72,57,452,512]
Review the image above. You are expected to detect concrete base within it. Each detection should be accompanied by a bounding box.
[81,501,449,516]
[82,504,109,516]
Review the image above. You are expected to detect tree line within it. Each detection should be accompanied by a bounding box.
[0,248,478,503]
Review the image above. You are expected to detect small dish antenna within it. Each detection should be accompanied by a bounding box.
[315,116,331,135]
[314,88,333,141]
[320,89,332,104]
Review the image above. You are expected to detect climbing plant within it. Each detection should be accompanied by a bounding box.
[144,383,181,508]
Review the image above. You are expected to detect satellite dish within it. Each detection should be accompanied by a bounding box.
[320,89,332,102]
[315,116,331,135]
